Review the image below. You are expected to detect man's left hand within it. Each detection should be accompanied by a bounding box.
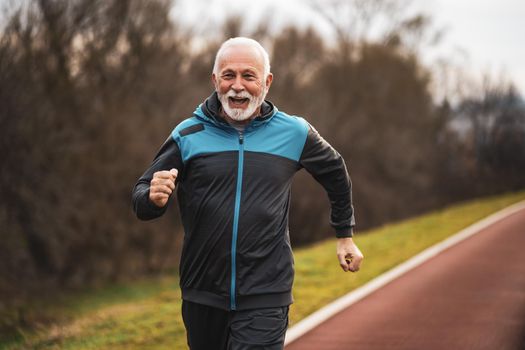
[336,237,364,272]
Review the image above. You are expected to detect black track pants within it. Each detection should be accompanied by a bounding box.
[182,300,289,350]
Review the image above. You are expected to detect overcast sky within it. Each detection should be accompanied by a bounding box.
[173,0,525,95]
[2,0,522,95]
[430,0,525,94]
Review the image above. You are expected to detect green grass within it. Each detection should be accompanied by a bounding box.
[3,190,525,349]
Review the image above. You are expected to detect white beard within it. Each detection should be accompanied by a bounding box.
[218,88,267,121]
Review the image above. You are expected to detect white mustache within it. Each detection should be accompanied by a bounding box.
[225,90,253,100]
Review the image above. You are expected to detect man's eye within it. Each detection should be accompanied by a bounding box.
[243,74,255,80]
[222,74,234,79]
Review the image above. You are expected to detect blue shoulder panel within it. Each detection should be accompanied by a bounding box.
[244,111,309,162]
[171,109,309,163]
[171,116,238,163]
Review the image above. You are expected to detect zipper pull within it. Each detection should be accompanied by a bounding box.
[239,132,244,144]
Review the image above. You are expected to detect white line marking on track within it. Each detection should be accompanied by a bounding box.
[285,200,525,346]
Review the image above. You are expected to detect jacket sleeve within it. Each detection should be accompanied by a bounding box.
[132,136,184,221]
[299,124,355,237]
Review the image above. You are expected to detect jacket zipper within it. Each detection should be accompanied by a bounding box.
[230,131,244,310]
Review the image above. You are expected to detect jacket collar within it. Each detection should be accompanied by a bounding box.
[194,91,277,127]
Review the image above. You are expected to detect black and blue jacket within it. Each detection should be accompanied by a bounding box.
[132,92,355,311]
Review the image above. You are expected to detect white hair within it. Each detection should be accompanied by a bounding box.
[212,37,271,78]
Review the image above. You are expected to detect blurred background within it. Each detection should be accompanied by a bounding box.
[1,0,524,333]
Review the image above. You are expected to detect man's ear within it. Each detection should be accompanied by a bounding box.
[211,73,217,87]
[265,73,274,90]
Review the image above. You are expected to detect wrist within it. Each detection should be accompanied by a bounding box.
[335,227,353,238]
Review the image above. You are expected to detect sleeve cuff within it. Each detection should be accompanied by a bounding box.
[335,227,354,238]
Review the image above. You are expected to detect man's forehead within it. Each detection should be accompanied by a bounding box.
[217,45,265,72]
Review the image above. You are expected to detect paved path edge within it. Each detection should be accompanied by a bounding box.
[284,199,525,346]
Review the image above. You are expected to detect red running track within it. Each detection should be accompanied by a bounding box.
[286,208,525,350]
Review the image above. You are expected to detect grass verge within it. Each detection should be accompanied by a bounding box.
[3,190,525,349]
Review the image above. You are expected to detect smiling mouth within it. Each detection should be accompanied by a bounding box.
[229,97,249,107]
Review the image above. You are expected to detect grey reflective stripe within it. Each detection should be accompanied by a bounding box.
[179,123,204,137]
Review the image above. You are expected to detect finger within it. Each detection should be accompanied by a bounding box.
[337,254,349,272]
[150,193,169,206]
[157,178,176,190]
[150,193,169,201]
[153,170,176,180]
[170,168,178,178]
[152,177,176,189]
[149,185,173,196]
[153,170,167,179]
[349,255,363,272]
[152,185,173,195]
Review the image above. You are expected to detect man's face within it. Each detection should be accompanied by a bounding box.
[212,45,273,121]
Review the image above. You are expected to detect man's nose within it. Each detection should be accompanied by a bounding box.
[231,76,244,92]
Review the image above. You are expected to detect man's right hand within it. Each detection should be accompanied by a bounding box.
[149,168,178,208]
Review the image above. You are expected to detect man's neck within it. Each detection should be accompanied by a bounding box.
[220,106,261,127]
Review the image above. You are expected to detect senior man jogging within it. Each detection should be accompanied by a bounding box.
[132,37,363,350]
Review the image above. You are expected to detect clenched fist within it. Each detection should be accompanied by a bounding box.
[337,237,364,273]
[149,168,178,208]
